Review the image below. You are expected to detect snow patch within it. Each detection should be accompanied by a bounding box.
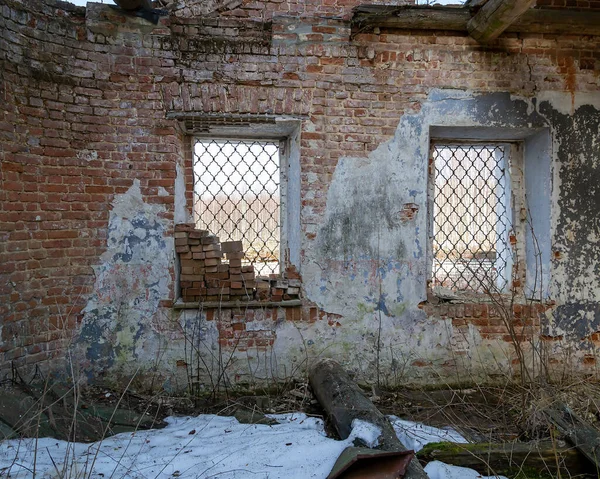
[425,460,509,479]
[0,413,504,479]
[388,415,468,452]
[349,419,381,448]
[0,415,348,479]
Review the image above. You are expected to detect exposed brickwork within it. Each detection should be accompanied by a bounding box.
[174,0,417,20]
[420,299,552,343]
[201,304,337,351]
[175,223,301,302]
[1,0,599,381]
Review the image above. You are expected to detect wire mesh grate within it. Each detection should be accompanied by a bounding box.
[193,139,280,275]
[431,144,512,293]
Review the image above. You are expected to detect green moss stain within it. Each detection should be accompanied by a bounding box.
[389,302,406,317]
[115,326,137,363]
[357,302,375,316]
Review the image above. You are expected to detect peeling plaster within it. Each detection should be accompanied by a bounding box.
[303,90,548,319]
[269,89,600,383]
[77,180,173,379]
[542,101,600,338]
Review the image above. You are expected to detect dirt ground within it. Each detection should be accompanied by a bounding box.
[5,378,600,449]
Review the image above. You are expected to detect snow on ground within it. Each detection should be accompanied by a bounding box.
[425,461,508,479]
[388,415,469,453]
[0,413,344,479]
[0,413,506,479]
[348,419,381,448]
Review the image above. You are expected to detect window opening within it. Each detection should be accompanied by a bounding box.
[431,144,513,293]
[193,139,280,276]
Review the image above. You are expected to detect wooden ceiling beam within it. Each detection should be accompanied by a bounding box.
[467,0,538,43]
[352,5,600,37]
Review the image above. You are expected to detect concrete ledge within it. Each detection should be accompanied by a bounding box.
[173,299,303,309]
[86,3,170,36]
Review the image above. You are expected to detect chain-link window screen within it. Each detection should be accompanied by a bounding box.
[431,144,512,293]
[193,139,280,275]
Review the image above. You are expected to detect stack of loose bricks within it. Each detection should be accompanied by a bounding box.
[175,224,301,303]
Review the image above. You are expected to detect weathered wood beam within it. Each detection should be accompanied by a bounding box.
[353,6,470,32]
[544,403,600,470]
[467,0,537,43]
[309,358,429,479]
[352,5,600,37]
[418,440,591,477]
[465,0,490,8]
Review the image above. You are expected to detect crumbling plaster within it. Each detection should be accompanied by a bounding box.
[272,90,600,383]
[77,181,174,379]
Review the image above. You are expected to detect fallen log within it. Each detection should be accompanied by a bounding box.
[418,440,591,477]
[309,358,428,479]
[544,403,600,470]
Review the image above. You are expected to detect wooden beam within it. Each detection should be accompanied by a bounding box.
[544,403,600,470]
[467,0,537,43]
[465,0,490,7]
[353,6,470,32]
[352,5,600,37]
[309,358,429,479]
[418,440,591,477]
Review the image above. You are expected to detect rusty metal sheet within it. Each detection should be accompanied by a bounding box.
[327,447,415,479]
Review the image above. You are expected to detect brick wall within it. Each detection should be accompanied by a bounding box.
[0,0,183,376]
[172,0,417,20]
[1,0,599,385]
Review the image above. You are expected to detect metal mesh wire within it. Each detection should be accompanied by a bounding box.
[193,139,280,275]
[431,144,511,293]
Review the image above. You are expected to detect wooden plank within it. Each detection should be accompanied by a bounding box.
[353,6,470,32]
[418,440,591,477]
[465,0,490,8]
[309,358,429,479]
[467,0,537,43]
[351,5,600,37]
[544,403,600,470]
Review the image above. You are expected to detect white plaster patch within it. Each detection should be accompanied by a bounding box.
[77,149,98,162]
[133,227,147,239]
[78,180,174,376]
[294,89,550,386]
[306,172,318,184]
[174,162,191,224]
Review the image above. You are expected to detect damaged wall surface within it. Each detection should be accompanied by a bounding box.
[1,0,600,389]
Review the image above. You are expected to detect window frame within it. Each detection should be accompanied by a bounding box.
[185,117,303,277]
[191,136,287,276]
[427,139,527,298]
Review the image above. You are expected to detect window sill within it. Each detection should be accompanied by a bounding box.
[173,298,303,310]
[429,285,516,302]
